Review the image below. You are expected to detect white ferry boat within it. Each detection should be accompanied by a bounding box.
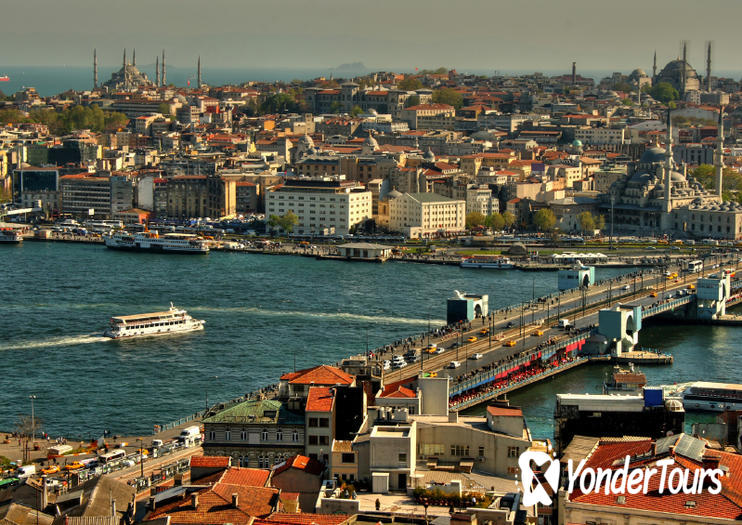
[104,303,205,339]
[0,228,22,243]
[460,256,514,269]
[103,231,209,254]
[682,381,742,412]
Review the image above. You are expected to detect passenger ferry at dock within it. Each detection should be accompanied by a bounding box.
[103,303,205,339]
[682,381,742,412]
[460,256,514,269]
[103,231,209,254]
[0,228,23,243]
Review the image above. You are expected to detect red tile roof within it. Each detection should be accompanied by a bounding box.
[568,438,742,520]
[379,384,416,398]
[191,455,231,468]
[486,406,523,417]
[280,365,354,386]
[148,469,279,523]
[306,386,335,412]
[260,513,352,525]
[220,467,272,488]
[272,455,324,477]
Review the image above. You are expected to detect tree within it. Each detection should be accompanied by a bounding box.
[502,211,516,229]
[404,95,420,108]
[577,211,596,234]
[466,212,486,230]
[398,77,422,91]
[432,88,463,109]
[650,82,679,104]
[485,212,505,231]
[0,108,28,125]
[350,105,364,117]
[596,214,606,231]
[158,102,171,116]
[268,211,299,234]
[260,92,300,114]
[329,101,343,114]
[533,208,556,232]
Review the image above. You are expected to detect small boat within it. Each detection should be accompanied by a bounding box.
[0,76,9,82]
[104,303,205,339]
[460,256,514,269]
[603,363,646,394]
[0,228,23,243]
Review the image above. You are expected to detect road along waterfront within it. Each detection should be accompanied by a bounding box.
[1,241,738,440]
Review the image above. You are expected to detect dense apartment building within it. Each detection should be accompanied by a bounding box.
[153,174,236,219]
[388,192,466,238]
[265,175,372,235]
[59,173,112,219]
[202,398,305,468]
[303,83,424,115]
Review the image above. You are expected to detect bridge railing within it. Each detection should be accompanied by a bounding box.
[642,296,693,317]
[449,333,588,397]
[450,357,589,411]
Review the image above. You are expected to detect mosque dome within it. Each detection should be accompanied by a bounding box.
[656,59,700,92]
[424,148,436,162]
[640,146,666,164]
[670,172,686,183]
[299,134,315,147]
[572,139,583,149]
[386,188,403,200]
[363,134,379,151]
[628,68,648,81]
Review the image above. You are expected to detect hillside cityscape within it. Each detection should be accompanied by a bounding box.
[2,40,742,525]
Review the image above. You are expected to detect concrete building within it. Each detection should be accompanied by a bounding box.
[265,175,371,235]
[59,173,111,219]
[388,192,466,238]
[466,185,499,216]
[304,386,336,464]
[573,126,625,145]
[202,399,305,468]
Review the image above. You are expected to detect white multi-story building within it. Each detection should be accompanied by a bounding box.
[466,185,499,216]
[574,126,626,145]
[388,192,466,238]
[265,175,371,235]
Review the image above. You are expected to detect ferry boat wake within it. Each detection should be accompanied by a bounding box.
[104,303,205,339]
[0,333,109,352]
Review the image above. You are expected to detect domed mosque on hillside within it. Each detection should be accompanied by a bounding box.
[103,49,153,91]
[605,116,742,239]
[655,59,700,94]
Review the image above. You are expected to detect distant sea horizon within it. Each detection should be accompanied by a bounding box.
[1,64,741,98]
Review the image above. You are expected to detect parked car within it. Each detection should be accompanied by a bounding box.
[448,361,461,369]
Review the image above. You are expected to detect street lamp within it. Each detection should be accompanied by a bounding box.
[29,395,37,448]
[137,437,145,480]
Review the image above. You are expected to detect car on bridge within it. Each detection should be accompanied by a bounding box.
[504,340,517,347]
[467,336,478,343]
[533,329,545,337]
[64,461,85,471]
[41,465,60,475]
[448,361,461,369]
[479,328,489,335]
[469,353,484,360]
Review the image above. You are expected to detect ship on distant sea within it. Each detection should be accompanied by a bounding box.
[0,76,9,82]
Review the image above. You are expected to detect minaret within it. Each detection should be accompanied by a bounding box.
[715,106,725,199]
[197,56,202,88]
[155,56,160,87]
[162,50,166,86]
[652,50,657,81]
[93,48,98,89]
[123,49,127,68]
[706,41,712,92]
[681,41,687,97]
[571,61,576,85]
[132,48,136,67]
[664,108,673,214]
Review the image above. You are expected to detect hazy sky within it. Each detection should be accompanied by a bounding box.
[3,0,741,75]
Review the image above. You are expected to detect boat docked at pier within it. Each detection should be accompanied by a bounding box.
[103,303,205,339]
[460,256,514,269]
[603,363,646,394]
[103,230,209,254]
[0,228,22,243]
[681,381,742,412]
